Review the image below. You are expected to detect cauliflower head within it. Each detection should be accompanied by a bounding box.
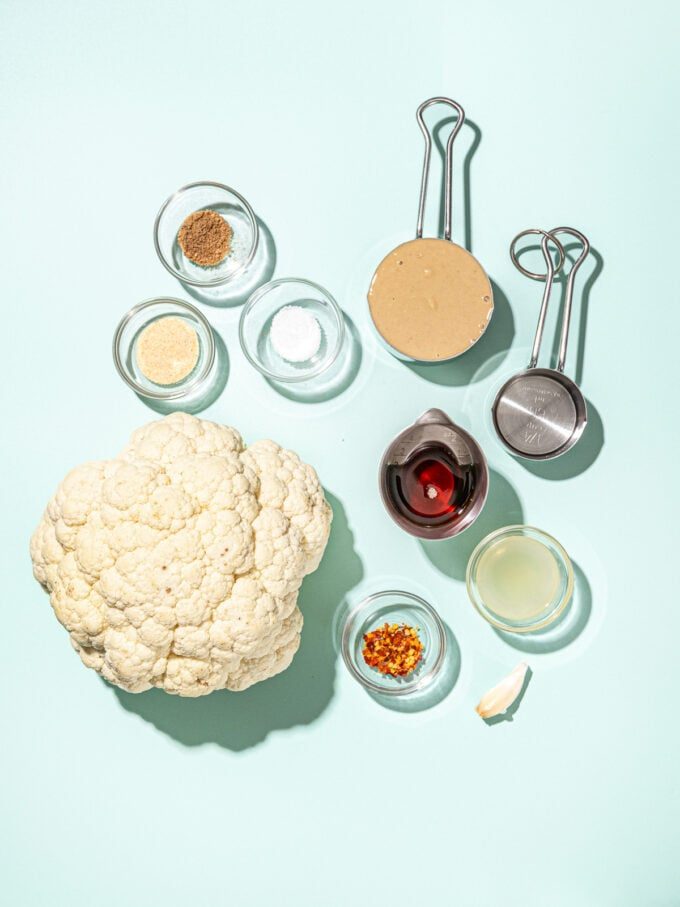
[30,413,332,696]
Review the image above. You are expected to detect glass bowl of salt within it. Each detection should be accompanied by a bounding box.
[239,278,345,383]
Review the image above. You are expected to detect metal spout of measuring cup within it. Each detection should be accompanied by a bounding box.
[385,409,476,468]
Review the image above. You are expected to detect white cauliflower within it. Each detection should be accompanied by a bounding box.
[30,413,332,697]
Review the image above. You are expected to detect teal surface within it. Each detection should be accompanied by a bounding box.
[2,1,678,904]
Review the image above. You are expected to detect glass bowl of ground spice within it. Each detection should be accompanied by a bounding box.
[154,181,259,287]
[341,591,447,696]
[239,278,345,383]
[113,297,216,400]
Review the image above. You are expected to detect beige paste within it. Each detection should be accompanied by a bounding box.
[368,238,493,361]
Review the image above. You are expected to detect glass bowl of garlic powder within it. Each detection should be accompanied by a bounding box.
[113,297,216,401]
[239,277,345,383]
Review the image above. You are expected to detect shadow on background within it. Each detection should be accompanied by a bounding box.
[182,218,276,308]
[420,468,524,583]
[493,561,591,654]
[267,314,362,404]
[368,625,461,714]
[518,398,604,480]
[139,330,229,415]
[112,492,363,750]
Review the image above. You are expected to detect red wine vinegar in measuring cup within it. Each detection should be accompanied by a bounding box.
[387,444,476,527]
[379,410,489,540]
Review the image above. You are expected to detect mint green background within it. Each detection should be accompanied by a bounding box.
[2,1,678,904]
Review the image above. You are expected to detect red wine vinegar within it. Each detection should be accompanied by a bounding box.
[386,444,476,527]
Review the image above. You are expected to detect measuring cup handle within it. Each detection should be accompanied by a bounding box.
[529,234,558,368]
[415,98,465,241]
[550,227,590,372]
[509,228,565,369]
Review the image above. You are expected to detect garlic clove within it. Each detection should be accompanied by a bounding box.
[475,662,530,719]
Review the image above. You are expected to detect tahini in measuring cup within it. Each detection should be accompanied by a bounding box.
[492,227,590,460]
[367,98,494,363]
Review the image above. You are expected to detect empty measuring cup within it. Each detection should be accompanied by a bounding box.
[492,227,590,460]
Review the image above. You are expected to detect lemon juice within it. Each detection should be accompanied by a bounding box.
[476,534,561,621]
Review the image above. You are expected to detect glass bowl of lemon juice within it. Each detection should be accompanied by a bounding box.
[466,525,574,633]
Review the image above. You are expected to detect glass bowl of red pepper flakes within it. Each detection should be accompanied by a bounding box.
[341,590,447,696]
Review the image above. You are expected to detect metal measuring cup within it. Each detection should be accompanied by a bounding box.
[379,408,489,540]
[492,227,590,460]
[367,97,494,363]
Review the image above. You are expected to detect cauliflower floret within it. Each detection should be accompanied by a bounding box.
[30,413,332,697]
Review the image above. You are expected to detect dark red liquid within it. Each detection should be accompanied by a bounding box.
[387,445,475,527]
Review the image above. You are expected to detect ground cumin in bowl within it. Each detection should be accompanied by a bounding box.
[178,210,233,267]
[154,181,259,287]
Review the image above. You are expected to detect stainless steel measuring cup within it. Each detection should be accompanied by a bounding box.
[492,227,590,460]
[379,408,489,540]
[367,97,494,363]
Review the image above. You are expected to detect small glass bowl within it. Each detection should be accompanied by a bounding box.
[239,278,345,383]
[113,297,216,401]
[154,181,259,287]
[341,590,447,697]
[466,525,574,633]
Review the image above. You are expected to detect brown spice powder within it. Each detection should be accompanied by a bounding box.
[178,209,233,266]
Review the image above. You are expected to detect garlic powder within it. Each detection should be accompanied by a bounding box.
[136,316,199,385]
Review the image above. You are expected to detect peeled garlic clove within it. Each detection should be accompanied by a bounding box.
[476,662,529,719]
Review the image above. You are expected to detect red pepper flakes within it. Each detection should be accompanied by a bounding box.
[362,622,424,677]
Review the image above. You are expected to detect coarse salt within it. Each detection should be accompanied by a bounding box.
[270,305,322,363]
